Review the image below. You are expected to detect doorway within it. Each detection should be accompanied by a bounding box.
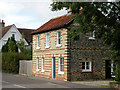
[105,60,111,79]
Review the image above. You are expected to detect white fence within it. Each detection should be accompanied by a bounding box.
[19,60,32,76]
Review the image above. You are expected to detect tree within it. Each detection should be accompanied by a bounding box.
[2,37,18,52]
[51,2,120,82]
[17,33,25,53]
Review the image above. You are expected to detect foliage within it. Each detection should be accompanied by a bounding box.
[50,2,120,81]
[2,52,31,74]
[17,33,25,53]
[2,37,18,52]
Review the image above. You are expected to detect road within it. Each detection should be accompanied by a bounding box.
[2,73,69,88]
[2,73,104,89]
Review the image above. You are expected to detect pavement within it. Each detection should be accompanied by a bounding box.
[2,73,115,89]
[72,80,115,87]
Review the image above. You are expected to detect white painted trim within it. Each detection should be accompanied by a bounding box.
[46,33,49,48]
[1,24,28,45]
[36,36,40,49]
[56,31,61,47]
[41,57,44,72]
[36,57,39,72]
[89,31,95,40]
[82,61,92,72]
[58,57,64,75]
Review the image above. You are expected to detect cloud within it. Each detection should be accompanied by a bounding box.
[0,0,67,29]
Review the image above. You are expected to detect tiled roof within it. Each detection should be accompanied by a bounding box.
[0,24,34,44]
[32,14,74,35]
[17,28,34,44]
[0,25,13,40]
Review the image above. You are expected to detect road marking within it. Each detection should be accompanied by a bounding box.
[13,84,26,88]
[3,81,26,88]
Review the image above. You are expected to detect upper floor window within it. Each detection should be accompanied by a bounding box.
[46,34,49,48]
[82,61,92,72]
[12,34,15,38]
[89,31,95,40]
[56,31,61,47]
[58,57,64,74]
[36,36,40,49]
[41,57,44,72]
[36,57,39,71]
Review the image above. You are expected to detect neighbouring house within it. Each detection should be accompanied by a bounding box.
[31,13,115,81]
[0,21,34,51]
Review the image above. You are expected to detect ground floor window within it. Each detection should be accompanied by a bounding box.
[41,57,44,72]
[111,60,118,77]
[36,57,39,71]
[82,61,92,72]
[58,57,64,74]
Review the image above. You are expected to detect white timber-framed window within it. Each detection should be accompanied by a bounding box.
[46,33,49,48]
[36,57,39,72]
[82,61,92,72]
[89,31,95,40]
[111,60,117,78]
[56,31,61,47]
[41,57,44,72]
[12,33,15,38]
[36,36,40,49]
[58,57,64,74]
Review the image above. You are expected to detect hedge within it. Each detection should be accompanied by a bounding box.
[2,52,31,74]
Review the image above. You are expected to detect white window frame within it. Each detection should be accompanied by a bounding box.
[58,57,64,75]
[56,31,61,47]
[111,61,117,78]
[41,57,44,72]
[36,57,39,72]
[82,61,92,72]
[12,33,15,38]
[36,36,40,49]
[89,31,95,40]
[45,33,49,48]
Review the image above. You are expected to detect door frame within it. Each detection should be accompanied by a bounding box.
[52,57,56,79]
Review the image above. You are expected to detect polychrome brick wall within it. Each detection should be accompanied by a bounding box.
[32,28,70,81]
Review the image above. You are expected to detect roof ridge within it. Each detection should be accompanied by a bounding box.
[17,28,35,30]
[1,24,13,29]
[51,14,67,20]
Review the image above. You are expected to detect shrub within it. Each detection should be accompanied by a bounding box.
[2,52,31,74]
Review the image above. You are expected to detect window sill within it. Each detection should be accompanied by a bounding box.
[82,70,92,72]
[58,72,64,75]
[41,70,44,72]
[56,44,61,47]
[36,69,39,72]
[36,47,40,49]
[89,37,95,40]
[45,46,49,49]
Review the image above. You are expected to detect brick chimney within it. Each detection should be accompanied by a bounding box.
[0,20,5,28]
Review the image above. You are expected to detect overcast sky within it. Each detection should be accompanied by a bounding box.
[0,0,67,29]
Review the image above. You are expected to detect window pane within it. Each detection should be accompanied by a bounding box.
[61,65,64,71]
[36,57,39,70]
[58,32,61,37]
[58,38,61,44]
[86,62,89,69]
[82,62,85,69]
[57,32,61,45]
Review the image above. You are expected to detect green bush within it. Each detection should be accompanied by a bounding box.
[2,52,31,74]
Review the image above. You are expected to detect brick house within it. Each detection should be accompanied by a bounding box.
[31,13,114,81]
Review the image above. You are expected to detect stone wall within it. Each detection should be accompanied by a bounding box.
[69,32,111,81]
